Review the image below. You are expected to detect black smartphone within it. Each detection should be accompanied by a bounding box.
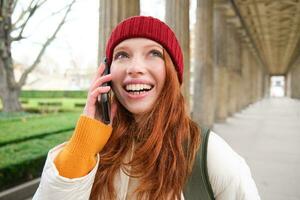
[97,58,110,124]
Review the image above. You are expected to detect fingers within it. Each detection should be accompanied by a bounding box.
[90,63,105,84]
[90,73,112,93]
[84,62,113,120]
[88,86,111,104]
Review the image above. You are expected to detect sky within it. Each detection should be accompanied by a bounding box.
[12,0,100,75]
[11,0,196,89]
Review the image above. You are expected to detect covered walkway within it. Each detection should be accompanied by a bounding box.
[214,97,300,199]
[1,0,300,199]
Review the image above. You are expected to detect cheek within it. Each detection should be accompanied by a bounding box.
[110,65,122,94]
[110,64,116,77]
[110,65,122,83]
[156,64,166,86]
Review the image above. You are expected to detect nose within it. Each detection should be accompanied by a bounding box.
[126,56,146,77]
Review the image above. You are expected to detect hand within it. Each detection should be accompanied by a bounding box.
[83,63,117,124]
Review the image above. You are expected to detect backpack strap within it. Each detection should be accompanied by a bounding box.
[183,127,215,200]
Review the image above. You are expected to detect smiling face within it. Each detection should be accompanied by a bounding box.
[110,38,166,116]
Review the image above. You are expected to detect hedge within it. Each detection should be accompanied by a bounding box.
[0,130,72,192]
[19,98,86,114]
[0,112,79,147]
[0,112,38,122]
[20,90,87,98]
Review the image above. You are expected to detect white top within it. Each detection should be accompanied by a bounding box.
[32,132,260,200]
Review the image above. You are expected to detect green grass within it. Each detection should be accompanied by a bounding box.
[20,90,87,98]
[0,130,72,168]
[0,130,73,191]
[0,112,80,146]
[0,98,86,112]
[0,112,38,121]
[0,93,87,191]
[21,98,86,111]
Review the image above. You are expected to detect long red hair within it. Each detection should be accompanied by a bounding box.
[90,50,201,200]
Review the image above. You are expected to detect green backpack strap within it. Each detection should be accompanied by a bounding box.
[183,127,215,200]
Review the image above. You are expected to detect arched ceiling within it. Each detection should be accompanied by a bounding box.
[221,0,300,75]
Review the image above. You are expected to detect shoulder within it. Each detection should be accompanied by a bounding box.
[206,131,260,199]
[206,131,242,194]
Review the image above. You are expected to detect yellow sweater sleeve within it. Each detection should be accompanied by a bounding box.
[54,114,112,178]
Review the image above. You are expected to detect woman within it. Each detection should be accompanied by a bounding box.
[33,16,260,200]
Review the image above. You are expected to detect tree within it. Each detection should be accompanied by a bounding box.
[0,0,76,112]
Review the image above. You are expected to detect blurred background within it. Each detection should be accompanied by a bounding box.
[0,0,300,199]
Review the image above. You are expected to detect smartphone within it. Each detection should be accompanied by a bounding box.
[97,58,110,124]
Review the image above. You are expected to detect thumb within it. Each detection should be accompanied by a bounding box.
[109,101,117,125]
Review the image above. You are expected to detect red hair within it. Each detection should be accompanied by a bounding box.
[90,50,201,200]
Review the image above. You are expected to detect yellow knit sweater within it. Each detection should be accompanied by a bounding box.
[54,115,112,178]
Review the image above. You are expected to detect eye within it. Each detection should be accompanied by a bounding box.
[149,49,163,58]
[113,51,129,60]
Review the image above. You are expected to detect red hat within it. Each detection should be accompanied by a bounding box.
[105,16,184,84]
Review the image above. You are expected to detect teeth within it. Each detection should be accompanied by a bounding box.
[125,84,152,92]
[129,84,134,91]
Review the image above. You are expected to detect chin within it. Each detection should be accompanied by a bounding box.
[125,103,154,115]
[127,107,150,115]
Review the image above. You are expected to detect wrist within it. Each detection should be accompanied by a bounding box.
[65,115,112,157]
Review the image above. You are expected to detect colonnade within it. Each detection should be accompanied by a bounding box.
[98,0,271,127]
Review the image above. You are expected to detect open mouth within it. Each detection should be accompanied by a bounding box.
[124,83,154,95]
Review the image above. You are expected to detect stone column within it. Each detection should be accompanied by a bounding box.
[245,49,254,105]
[284,73,288,97]
[286,72,291,97]
[165,0,191,113]
[254,60,259,102]
[213,5,228,122]
[234,35,242,112]
[227,24,238,116]
[119,0,140,21]
[256,62,264,100]
[258,64,265,99]
[98,0,140,64]
[192,0,214,127]
[264,73,270,98]
[240,42,250,109]
[252,57,259,102]
[288,58,300,99]
[256,63,261,100]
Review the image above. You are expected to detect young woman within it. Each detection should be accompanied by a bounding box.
[33,16,260,200]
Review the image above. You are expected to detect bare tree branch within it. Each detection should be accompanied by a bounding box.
[12,0,19,13]
[12,4,38,41]
[11,0,69,42]
[17,0,76,87]
[11,0,47,41]
[12,0,36,29]
[49,3,72,17]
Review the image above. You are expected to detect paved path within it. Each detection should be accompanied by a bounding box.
[213,97,300,200]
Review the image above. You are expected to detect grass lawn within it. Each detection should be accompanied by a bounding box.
[0,112,80,146]
[21,98,86,111]
[0,98,86,112]
[0,112,39,121]
[0,130,73,169]
[0,130,73,191]
[0,94,88,191]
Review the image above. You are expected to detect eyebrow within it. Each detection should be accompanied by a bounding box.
[114,44,163,53]
[113,46,129,54]
[144,44,163,50]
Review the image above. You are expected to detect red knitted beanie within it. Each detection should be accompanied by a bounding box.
[105,16,184,84]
